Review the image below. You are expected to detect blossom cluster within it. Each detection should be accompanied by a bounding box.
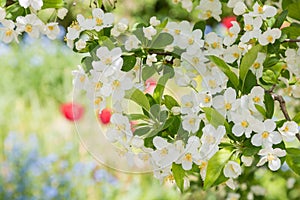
[68,0,300,192]
[0,1,67,43]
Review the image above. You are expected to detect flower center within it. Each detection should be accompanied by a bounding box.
[192,57,200,65]
[48,26,54,31]
[245,24,253,31]
[253,62,261,69]
[267,35,274,43]
[205,135,215,144]
[199,161,207,170]
[211,42,219,49]
[160,148,168,156]
[262,131,269,139]
[174,29,181,35]
[208,80,217,88]
[188,37,194,45]
[96,17,103,25]
[205,10,212,18]
[284,126,289,132]
[241,120,248,128]
[253,96,260,103]
[225,103,232,110]
[258,6,264,14]
[104,57,112,65]
[204,96,211,103]
[267,153,275,161]
[233,52,240,58]
[185,102,193,108]
[25,24,33,33]
[5,29,13,37]
[79,75,86,82]
[95,82,103,90]
[185,153,193,162]
[94,97,103,105]
[113,80,120,89]
[188,118,196,125]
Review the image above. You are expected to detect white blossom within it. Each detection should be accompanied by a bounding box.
[146,54,157,66]
[43,22,60,40]
[150,16,161,26]
[241,155,253,167]
[224,161,242,178]
[258,28,281,46]
[278,121,299,142]
[257,147,286,171]
[16,14,44,39]
[125,35,141,51]
[197,0,222,21]
[251,119,282,147]
[0,19,19,43]
[250,52,266,79]
[92,8,114,31]
[0,7,6,21]
[57,8,68,20]
[249,2,277,20]
[224,21,240,46]
[111,18,128,37]
[240,14,262,43]
[19,0,43,10]
[143,26,157,40]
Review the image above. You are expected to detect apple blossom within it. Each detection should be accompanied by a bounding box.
[16,14,43,39]
[278,121,299,142]
[0,19,19,43]
[19,0,43,11]
[257,147,286,171]
[0,7,5,21]
[224,161,242,179]
[258,28,281,46]
[143,26,157,40]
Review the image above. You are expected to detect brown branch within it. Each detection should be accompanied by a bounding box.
[273,95,300,142]
[283,39,300,43]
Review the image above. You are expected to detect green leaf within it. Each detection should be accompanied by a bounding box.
[172,163,185,192]
[208,56,239,90]
[153,71,172,104]
[125,88,151,111]
[5,4,25,20]
[42,0,64,9]
[97,0,102,7]
[193,21,206,35]
[142,65,156,81]
[293,113,300,125]
[163,95,179,110]
[242,71,257,94]
[282,26,300,39]
[273,10,288,28]
[202,107,230,131]
[127,113,149,120]
[121,56,137,72]
[0,0,6,7]
[286,148,300,175]
[263,56,280,68]
[81,56,93,73]
[264,93,274,118]
[240,45,261,89]
[157,18,168,29]
[288,1,300,21]
[255,104,266,118]
[203,149,231,190]
[150,33,174,49]
[102,0,116,11]
[134,127,151,136]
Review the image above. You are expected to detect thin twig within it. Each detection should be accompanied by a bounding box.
[273,94,300,142]
[283,39,300,43]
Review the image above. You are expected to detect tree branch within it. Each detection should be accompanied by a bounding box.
[283,39,300,43]
[273,94,300,142]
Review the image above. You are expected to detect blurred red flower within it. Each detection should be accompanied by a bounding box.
[222,16,236,29]
[60,102,84,121]
[99,108,112,125]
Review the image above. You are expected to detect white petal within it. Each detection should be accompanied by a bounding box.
[268,158,281,171]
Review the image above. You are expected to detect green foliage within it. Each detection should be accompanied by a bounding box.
[203,149,231,190]
[208,55,239,90]
[150,32,174,49]
[125,88,151,111]
[163,95,179,110]
[239,45,261,92]
[286,148,300,175]
[287,1,300,21]
[172,163,186,192]
[42,0,64,9]
[121,55,137,72]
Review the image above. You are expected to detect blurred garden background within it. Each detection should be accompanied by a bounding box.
[1,0,300,199]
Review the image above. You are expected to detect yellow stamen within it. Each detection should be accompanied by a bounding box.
[262,131,269,139]
[241,121,248,128]
[245,24,253,31]
[267,35,274,43]
[5,29,13,37]
[253,96,260,103]
[25,24,32,33]
[185,153,193,162]
[253,62,260,69]
[225,103,232,110]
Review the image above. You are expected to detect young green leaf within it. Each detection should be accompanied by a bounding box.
[208,56,239,90]
[150,32,174,49]
[203,149,232,190]
[125,88,151,111]
[163,95,179,110]
[239,45,261,89]
[286,148,300,175]
[42,0,64,9]
[273,10,288,28]
[287,1,300,21]
[121,56,137,72]
[193,21,206,35]
[202,107,230,132]
[264,93,274,118]
[153,71,172,104]
[172,163,186,193]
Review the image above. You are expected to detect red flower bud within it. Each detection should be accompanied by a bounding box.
[60,102,84,121]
